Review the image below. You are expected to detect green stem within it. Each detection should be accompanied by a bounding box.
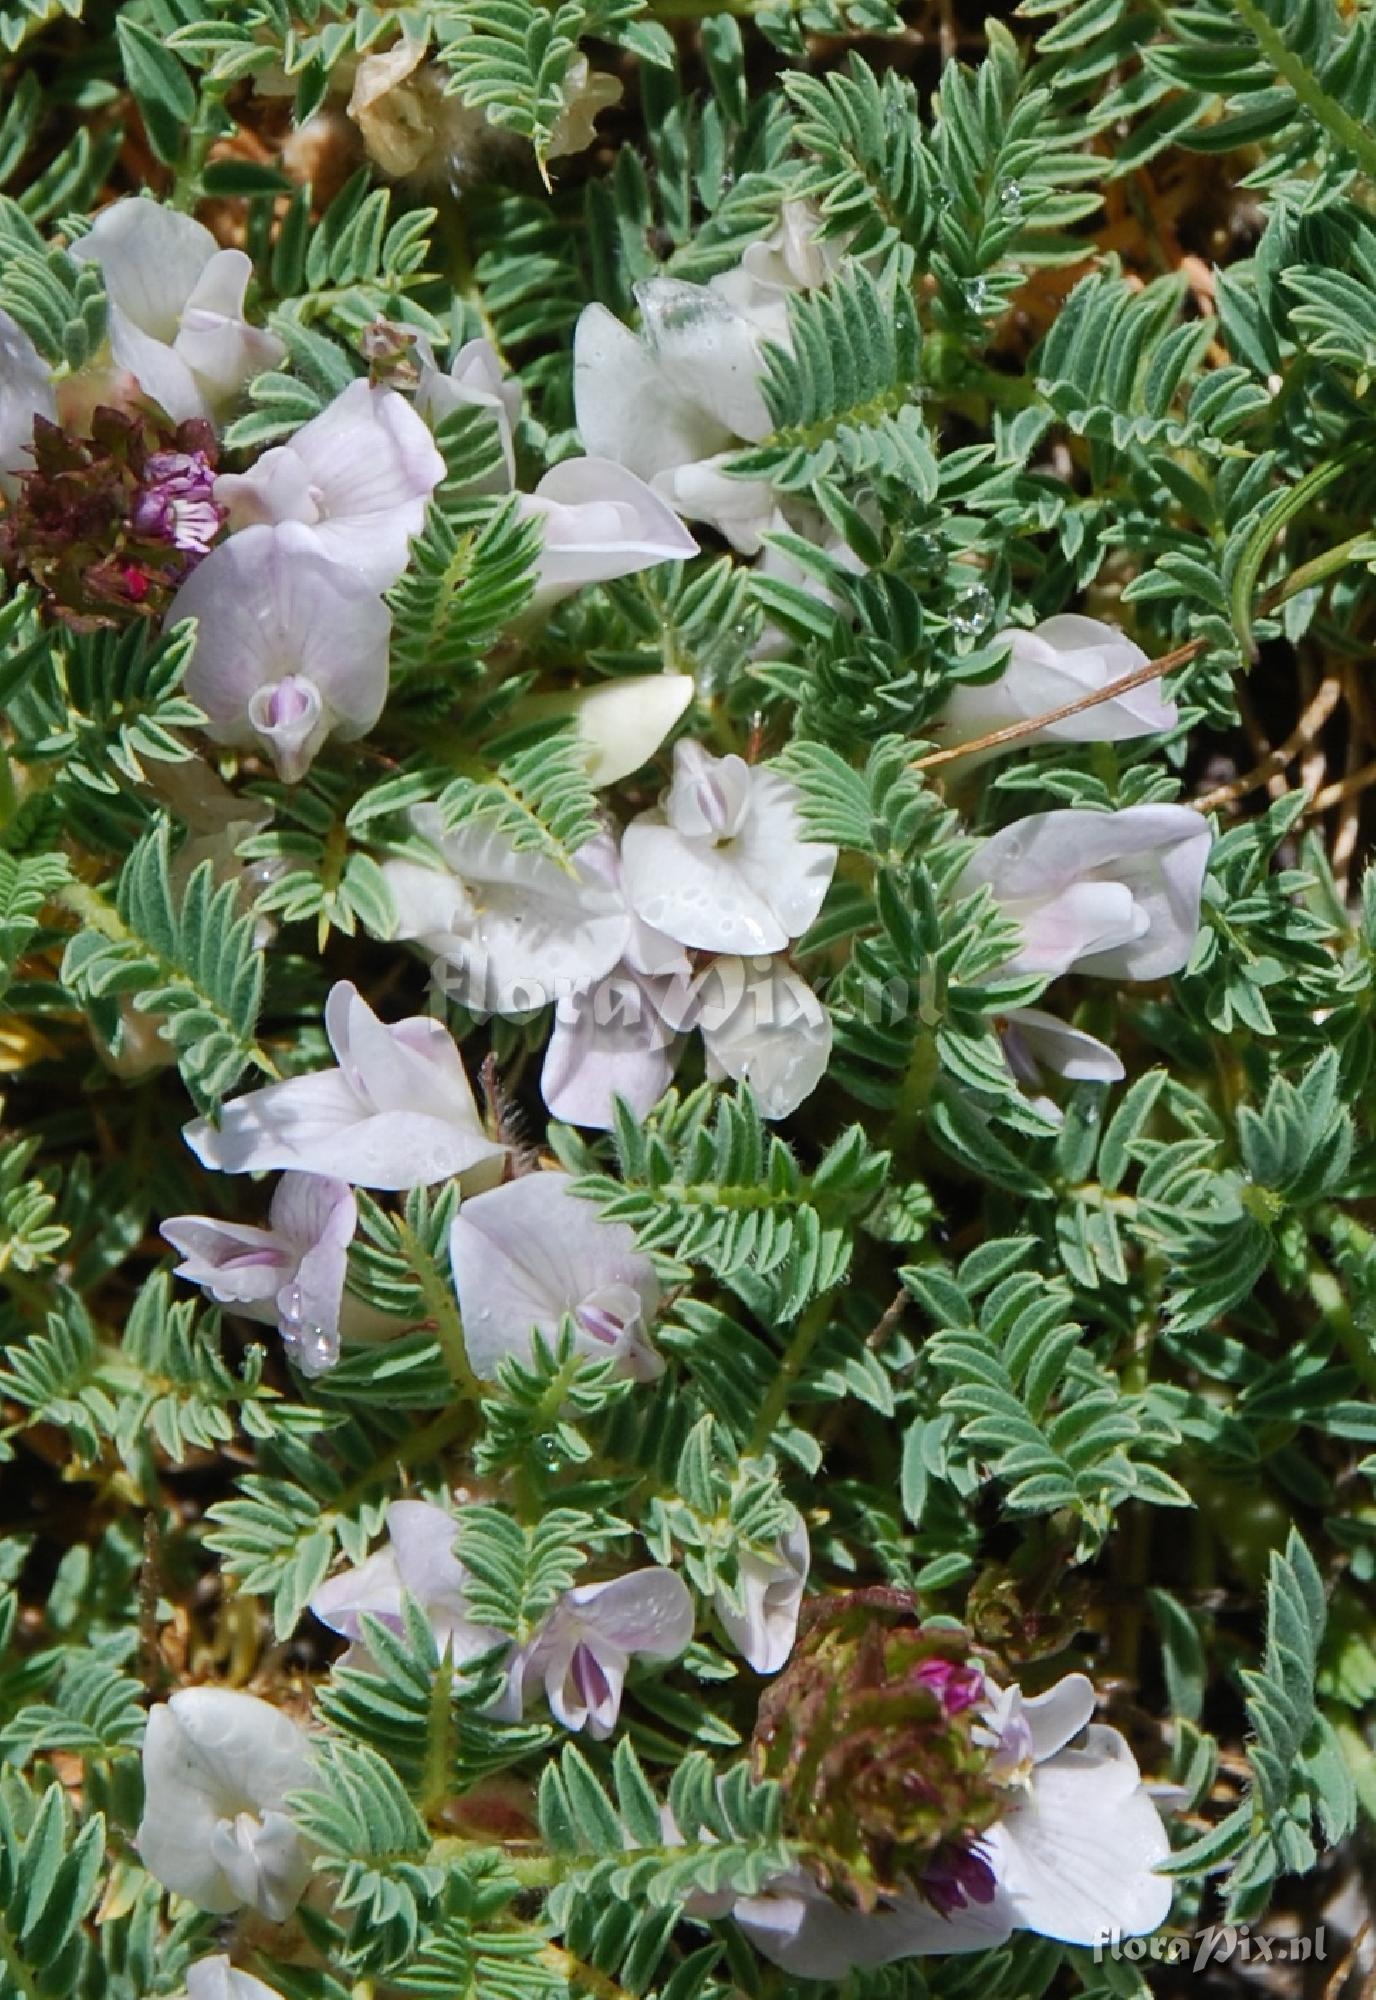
[1231,0,1376,184]
[884,1022,939,1161]
[749,1285,841,1453]
[394,1214,483,1399]
[1228,452,1355,654]
[1274,529,1376,607]
[1307,1253,1376,1396]
[329,1405,472,1523]
[171,97,221,212]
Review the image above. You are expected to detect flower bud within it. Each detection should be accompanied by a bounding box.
[751,1588,1000,1910]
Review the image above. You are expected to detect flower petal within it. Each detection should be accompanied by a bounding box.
[715,1510,809,1674]
[999,1009,1125,1087]
[311,1545,405,1641]
[185,1955,285,2000]
[449,1170,660,1380]
[541,969,680,1129]
[734,1877,1015,1975]
[519,673,694,787]
[0,308,55,496]
[620,821,788,954]
[649,457,777,555]
[408,818,630,1013]
[415,335,520,490]
[987,1724,1172,1945]
[730,767,836,940]
[570,1568,694,1658]
[962,806,1211,983]
[136,1689,314,1920]
[184,988,502,1191]
[168,524,391,762]
[107,305,206,423]
[173,248,286,410]
[635,278,773,442]
[940,616,1175,757]
[524,456,698,602]
[574,303,731,480]
[160,1215,289,1310]
[72,198,215,341]
[693,958,832,1120]
[1020,1672,1098,1761]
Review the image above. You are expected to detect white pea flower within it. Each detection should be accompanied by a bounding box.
[184,1957,285,2000]
[382,813,630,1016]
[0,307,55,497]
[137,1688,314,1921]
[575,280,772,479]
[184,979,506,1191]
[167,523,391,783]
[540,913,689,1132]
[939,615,1177,758]
[573,219,835,554]
[449,1169,663,1382]
[521,456,698,607]
[162,1172,363,1377]
[495,1568,695,1738]
[961,805,1212,982]
[976,1674,1174,1945]
[542,941,830,1129]
[518,673,695,787]
[216,379,444,591]
[649,458,778,556]
[310,1499,507,1669]
[997,1006,1125,1123]
[71,198,284,423]
[684,955,833,1120]
[732,1672,1172,1975]
[414,335,521,489]
[710,202,842,341]
[621,740,837,955]
[713,1509,809,1674]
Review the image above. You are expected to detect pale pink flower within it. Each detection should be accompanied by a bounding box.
[183,980,505,1191]
[71,198,283,423]
[961,805,1211,981]
[495,1568,695,1738]
[216,378,444,590]
[168,523,391,782]
[448,1170,662,1382]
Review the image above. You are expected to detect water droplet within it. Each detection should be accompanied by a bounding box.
[963,277,989,315]
[950,584,993,637]
[284,1321,338,1377]
[998,180,1023,219]
[534,1431,565,1472]
[278,1283,304,1335]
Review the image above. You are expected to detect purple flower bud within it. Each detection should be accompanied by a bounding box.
[921,1840,998,1915]
[914,1657,986,1717]
[133,448,222,556]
